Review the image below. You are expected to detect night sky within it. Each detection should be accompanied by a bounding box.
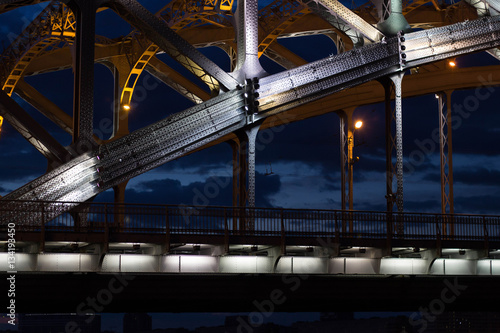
[1,0,500,330]
[1,0,499,214]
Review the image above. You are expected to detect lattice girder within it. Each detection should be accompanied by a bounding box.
[3,15,500,222]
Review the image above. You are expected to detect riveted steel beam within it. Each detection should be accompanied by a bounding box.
[4,16,500,223]
[302,0,383,45]
[69,0,100,149]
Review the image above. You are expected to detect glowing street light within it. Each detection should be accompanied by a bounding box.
[123,104,131,111]
[347,119,364,211]
[448,59,456,67]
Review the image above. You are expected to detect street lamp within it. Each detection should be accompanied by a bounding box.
[347,119,363,211]
[122,104,131,111]
[448,58,456,67]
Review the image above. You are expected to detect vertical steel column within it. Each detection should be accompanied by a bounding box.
[339,112,348,212]
[234,126,260,230]
[231,140,239,231]
[232,134,248,231]
[340,107,356,212]
[71,0,97,149]
[438,91,455,234]
[246,125,260,209]
[110,63,130,139]
[383,73,405,236]
[229,139,245,230]
[238,136,248,231]
[233,0,266,80]
[383,79,397,213]
[345,108,355,212]
[391,73,404,216]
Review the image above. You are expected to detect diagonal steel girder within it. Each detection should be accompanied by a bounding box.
[301,0,383,46]
[106,0,239,92]
[14,79,73,135]
[0,89,68,164]
[3,15,500,223]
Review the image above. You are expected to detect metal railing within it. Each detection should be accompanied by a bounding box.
[1,200,499,244]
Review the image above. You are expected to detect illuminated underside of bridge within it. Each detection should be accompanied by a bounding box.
[2,0,500,312]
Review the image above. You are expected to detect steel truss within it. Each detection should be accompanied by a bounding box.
[1,1,500,224]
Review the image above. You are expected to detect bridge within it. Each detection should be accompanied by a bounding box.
[1,0,500,314]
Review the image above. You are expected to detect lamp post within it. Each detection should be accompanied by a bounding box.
[348,120,363,210]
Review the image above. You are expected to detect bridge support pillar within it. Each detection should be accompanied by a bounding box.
[340,107,357,212]
[437,91,454,235]
[233,125,261,230]
[382,73,405,237]
[70,0,98,151]
[232,0,266,80]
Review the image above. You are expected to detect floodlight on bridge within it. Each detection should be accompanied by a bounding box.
[354,120,363,129]
[122,104,131,111]
[448,58,457,67]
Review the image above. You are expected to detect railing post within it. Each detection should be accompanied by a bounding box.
[224,208,229,254]
[165,206,170,254]
[386,210,392,254]
[334,211,340,244]
[483,216,489,256]
[436,214,442,257]
[341,210,346,234]
[40,202,45,253]
[280,208,286,255]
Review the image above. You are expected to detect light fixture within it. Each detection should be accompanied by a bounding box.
[123,104,131,111]
[354,120,363,129]
[448,59,456,67]
[435,94,440,99]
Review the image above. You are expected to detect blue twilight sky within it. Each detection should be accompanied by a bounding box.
[0,0,500,216]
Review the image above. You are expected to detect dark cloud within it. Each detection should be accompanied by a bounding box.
[421,171,440,183]
[454,167,500,186]
[455,192,500,214]
[95,172,281,208]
